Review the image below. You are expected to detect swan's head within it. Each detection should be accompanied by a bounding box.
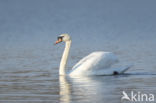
[55,34,71,44]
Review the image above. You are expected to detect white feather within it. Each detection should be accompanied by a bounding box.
[57,34,132,76]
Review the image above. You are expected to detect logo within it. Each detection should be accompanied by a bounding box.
[121,91,154,102]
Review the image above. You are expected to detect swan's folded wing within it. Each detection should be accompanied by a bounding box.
[70,52,118,76]
[72,53,94,70]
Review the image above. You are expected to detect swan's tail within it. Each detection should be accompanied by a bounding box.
[120,64,133,74]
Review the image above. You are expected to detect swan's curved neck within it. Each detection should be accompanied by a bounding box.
[59,40,71,75]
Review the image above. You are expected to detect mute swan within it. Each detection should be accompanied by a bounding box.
[55,34,132,76]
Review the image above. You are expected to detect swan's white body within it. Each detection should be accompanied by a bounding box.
[69,51,131,76]
[56,34,131,76]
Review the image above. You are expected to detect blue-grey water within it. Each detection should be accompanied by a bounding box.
[0,0,156,103]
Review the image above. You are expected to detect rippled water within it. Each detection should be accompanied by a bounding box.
[1,68,156,103]
[0,45,156,103]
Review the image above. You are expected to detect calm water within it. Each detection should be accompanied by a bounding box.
[0,45,156,103]
[0,0,156,103]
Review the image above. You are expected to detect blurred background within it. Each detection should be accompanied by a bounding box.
[0,0,156,71]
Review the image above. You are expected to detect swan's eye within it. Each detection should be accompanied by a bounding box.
[57,36,64,41]
[55,36,64,44]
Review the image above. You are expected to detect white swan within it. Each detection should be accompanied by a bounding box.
[55,34,132,76]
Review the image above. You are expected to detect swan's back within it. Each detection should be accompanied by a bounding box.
[69,51,118,76]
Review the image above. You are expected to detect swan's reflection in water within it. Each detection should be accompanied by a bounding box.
[59,75,156,103]
[59,75,122,103]
[0,69,156,103]
[59,76,71,103]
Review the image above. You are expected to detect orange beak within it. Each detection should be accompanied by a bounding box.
[54,38,62,45]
